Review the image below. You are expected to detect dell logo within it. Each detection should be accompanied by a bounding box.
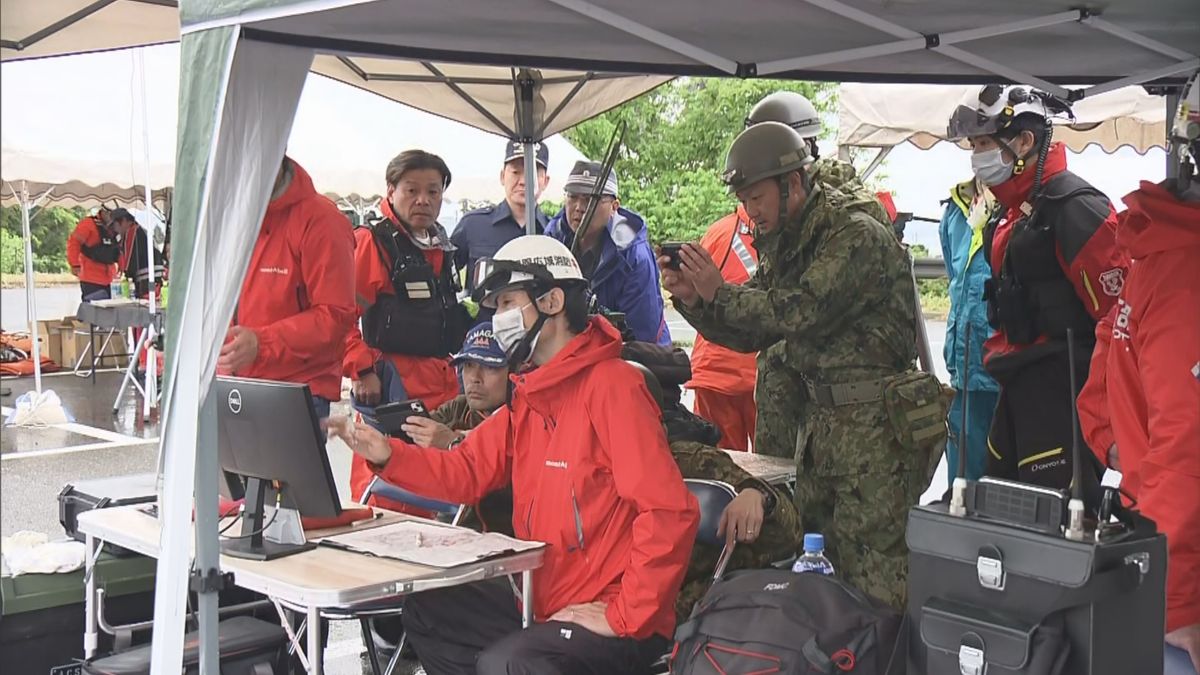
[228,389,242,415]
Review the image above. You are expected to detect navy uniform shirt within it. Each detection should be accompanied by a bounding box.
[452,200,548,291]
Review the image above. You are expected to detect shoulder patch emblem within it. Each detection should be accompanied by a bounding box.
[1099,268,1124,297]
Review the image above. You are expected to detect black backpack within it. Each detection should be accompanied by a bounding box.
[670,569,904,675]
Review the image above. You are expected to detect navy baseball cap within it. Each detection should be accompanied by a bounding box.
[452,322,508,367]
[503,140,549,170]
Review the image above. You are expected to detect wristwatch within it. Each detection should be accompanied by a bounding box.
[740,480,777,517]
[448,434,466,449]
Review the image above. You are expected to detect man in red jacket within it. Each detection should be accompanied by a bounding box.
[342,150,470,511]
[218,156,356,419]
[331,234,698,675]
[947,85,1123,496]
[67,206,123,300]
[1078,73,1200,674]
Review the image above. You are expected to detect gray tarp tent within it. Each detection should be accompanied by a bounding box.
[7,0,1198,670]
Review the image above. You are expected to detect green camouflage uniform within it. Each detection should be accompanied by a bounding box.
[752,158,891,459]
[430,396,515,536]
[677,174,926,609]
[669,441,801,622]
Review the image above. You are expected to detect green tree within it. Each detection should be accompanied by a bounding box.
[1,229,25,274]
[0,205,85,273]
[561,79,836,244]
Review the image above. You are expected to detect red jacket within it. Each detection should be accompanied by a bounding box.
[687,205,759,396]
[373,317,699,639]
[343,201,460,507]
[1077,181,1200,633]
[67,216,119,287]
[225,159,356,402]
[983,143,1124,370]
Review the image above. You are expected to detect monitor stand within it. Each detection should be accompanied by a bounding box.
[221,477,316,561]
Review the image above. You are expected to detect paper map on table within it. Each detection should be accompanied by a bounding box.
[317,520,543,568]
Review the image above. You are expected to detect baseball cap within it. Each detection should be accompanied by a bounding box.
[451,322,508,367]
[503,140,549,170]
[563,160,618,197]
[108,208,135,223]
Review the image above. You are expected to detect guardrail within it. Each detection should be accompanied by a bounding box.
[914,257,947,280]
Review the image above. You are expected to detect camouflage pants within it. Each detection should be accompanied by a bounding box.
[792,399,929,610]
[753,344,805,459]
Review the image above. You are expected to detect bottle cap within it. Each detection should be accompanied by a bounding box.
[803,533,824,553]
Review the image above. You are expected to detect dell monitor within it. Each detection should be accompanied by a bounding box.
[215,376,341,560]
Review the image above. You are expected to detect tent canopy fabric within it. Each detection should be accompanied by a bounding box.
[0,44,587,209]
[837,82,1169,154]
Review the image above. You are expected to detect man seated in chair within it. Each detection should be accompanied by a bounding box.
[330,234,698,675]
[406,328,800,625]
[624,356,801,622]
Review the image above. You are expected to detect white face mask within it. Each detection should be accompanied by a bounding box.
[492,302,531,357]
[971,148,1015,187]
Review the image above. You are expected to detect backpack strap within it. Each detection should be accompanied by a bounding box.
[802,627,877,674]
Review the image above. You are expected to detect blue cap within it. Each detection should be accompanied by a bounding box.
[802,533,825,553]
[451,322,508,367]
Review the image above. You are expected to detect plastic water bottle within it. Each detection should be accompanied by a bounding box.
[120,277,130,299]
[792,533,836,576]
[109,279,122,299]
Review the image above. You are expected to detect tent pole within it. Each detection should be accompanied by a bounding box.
[1166,91,1182,180]
[19,181,43,394]
[139,49,159,422]
[517,71,539,234]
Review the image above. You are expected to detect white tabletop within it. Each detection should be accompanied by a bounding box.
[76,505,544,608]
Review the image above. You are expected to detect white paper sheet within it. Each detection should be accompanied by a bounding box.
[318,519,543,568]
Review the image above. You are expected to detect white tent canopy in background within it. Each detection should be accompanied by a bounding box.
[0,44,588,210]
[837,82,1169,153]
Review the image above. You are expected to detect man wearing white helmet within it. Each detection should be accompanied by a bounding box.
[1078,72,1200,674]
[946,84,1124,496]
[330,234,698,675]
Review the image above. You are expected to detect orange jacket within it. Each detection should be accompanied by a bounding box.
[686,205,759,396]
[67,216,119,287]
[373,318,698,639]
[225,159,356,402]
[1078,181,1200,633]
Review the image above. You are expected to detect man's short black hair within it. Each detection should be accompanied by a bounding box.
[386,149,452,189]
[522,281,590,334]
[995,112,1049,146]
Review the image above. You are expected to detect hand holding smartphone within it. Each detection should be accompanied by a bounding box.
[375,399,431,443]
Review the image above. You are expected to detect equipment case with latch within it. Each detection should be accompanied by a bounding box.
[59,473,158,556]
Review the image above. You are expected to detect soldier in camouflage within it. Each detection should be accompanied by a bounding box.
[743,92,894,459]
[626,358,801,621]
[661,121,943,609]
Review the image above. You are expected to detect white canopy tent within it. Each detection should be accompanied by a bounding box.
[837,82,1169,154]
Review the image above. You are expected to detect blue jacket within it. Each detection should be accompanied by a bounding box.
[545,207,671,346]
[939,180,999,392]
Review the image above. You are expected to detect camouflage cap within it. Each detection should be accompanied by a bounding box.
[722,121,813,194]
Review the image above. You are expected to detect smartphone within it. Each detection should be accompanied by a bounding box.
[660,241,688,270]
[376,399,430,442]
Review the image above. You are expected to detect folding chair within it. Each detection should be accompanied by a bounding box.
[655,479,738,673]
[278,476,463,675]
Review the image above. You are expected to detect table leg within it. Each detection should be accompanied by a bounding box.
[307,605,323,674]
[113,328,150,414]
[90,324,97,384]
[84,534,100,659]
[521,570,533,629]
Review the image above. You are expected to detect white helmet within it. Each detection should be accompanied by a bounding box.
[473,235,585,307]
[946,84,1071,141]
[746,91,822,139]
